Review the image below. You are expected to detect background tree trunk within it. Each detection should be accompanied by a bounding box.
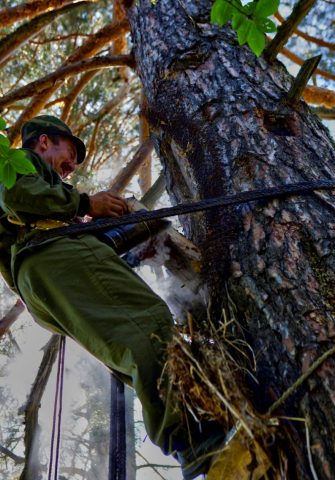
[127,1,335,478]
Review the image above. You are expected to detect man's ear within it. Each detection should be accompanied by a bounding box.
[38,134,49,152]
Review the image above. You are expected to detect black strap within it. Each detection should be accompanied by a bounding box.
[27,179,335,247]
[109,375,126,480]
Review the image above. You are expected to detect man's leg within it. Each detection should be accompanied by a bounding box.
[17,234,183,449]
[17,234,226,478]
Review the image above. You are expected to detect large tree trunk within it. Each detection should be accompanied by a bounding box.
[127,1,335,478]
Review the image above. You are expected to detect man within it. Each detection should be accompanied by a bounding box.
[0,115,225,479]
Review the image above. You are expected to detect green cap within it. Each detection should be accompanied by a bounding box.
[21,115,86,164]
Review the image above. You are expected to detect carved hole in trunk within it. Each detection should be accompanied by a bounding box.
[263,112,299,137]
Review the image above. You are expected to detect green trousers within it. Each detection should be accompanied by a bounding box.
[16,234,181,453]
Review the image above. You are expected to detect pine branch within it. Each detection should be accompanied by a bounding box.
[0,0,78,28]
[112,0,129,82]
[1,55,133,112]
[311,106,335,120]
[8,17,131,146]
[61,70,99,123]
[280,46,335,81]
[265,0,318,62]
[66,17,129,64]
[0,444,25,464]
[75,81,130,134]
[275,11,335,50]
[30,33,92,44]
[108,138,154,195]
[304,85,335,109]
[0,299,25,339]
[4,54,133,144]
[0,1,93,67]
[135,450,170,480]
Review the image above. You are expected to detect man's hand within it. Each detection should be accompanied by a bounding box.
[88,192,129,218]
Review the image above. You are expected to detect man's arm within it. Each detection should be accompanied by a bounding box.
[0,150,128,221]
[0,150,81,221]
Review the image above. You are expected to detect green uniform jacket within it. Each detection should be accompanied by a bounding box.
[0,148,89,290]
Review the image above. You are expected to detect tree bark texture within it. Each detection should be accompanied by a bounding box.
[127,1,335,478]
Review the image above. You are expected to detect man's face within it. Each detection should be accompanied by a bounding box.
[37,135,78,179]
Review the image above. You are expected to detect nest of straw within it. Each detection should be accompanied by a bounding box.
[166,313,282,478]
[168,315,261,428]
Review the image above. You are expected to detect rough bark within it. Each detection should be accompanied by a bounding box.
[138,91,152,193]
[127,1,335,478]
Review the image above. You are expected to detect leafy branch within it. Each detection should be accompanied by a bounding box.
[0,118,36,189]
[211,0,279,56]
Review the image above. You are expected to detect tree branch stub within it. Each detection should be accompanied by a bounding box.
[286,54,322,105]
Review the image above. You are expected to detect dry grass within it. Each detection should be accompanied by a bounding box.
[166,308,282,479]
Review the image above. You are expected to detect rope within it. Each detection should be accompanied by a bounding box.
[47,336,66,480]
[27,179,335,247]
[267,345,335,416]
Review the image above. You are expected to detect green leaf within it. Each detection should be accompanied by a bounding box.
[0,118,6,131]
[256,17,277,33]
[255,0,280,18]
[8,149,36,174]
[247,23,265,56]
[0,143,10,159]
[237,18,253,45]
[0,162,17,189]
[0,135,10,149]
[242,1,257,15]
[211,0,234,26]
[232,12,245,30]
